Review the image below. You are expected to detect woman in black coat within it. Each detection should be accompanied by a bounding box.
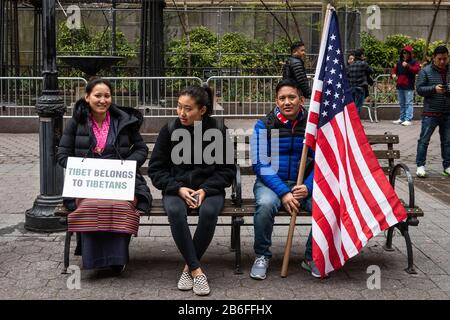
[148,85,236,296]
[57,78,152,273]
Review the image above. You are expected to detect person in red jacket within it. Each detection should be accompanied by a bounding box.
[391,45,421,126]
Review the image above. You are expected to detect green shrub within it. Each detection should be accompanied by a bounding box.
[57,22,138,77]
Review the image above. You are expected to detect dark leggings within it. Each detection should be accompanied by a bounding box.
[163,194,224,271]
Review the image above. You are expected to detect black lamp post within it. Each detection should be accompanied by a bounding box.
[25,0,66,232]
[140,0,165,104]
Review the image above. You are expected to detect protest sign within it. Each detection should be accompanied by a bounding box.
[62,157,136,201]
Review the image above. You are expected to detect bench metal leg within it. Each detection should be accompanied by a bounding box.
[233,217,244,274]
[399,222,417,274]
[61,231,73,274]
[230,216,236,252]
[383,226,395,252]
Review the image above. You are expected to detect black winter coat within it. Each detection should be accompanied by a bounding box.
[416,63,450,113]
[283,56,312,99]
[148,117,236,197]
[56,99,152,213]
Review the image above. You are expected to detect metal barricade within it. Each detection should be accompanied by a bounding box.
[206,75,314,117]
[2,75,320,118]
[103,77,203,117]
[0,77,87,117]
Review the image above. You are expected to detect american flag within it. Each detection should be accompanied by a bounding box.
[304,8,408,277]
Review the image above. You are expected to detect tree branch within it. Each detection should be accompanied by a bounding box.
[259,0,292,44]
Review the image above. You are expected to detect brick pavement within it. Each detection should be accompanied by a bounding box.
[0,120,449,300]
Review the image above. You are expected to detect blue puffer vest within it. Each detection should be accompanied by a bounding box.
[251,108,314,198]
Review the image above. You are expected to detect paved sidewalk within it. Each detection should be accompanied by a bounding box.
[0,119,449,300]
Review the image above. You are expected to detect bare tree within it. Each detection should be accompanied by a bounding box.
[423,0,443,62]
[259,0,292,44]
[172,0,192,75]
[285,0,302,41]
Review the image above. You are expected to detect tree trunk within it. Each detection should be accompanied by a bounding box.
[260,0,292,44]
[184,2,192,76]
[172,0,191,76]
[286,0,302,41]
[423,0,442,62]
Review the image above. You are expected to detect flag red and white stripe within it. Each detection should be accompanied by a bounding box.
[304,8,408,277]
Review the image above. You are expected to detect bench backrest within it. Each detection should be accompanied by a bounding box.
[141,132,400,176]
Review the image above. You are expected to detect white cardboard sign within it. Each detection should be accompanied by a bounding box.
[62,157,136,201]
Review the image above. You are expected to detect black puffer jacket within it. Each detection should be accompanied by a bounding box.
[416,63,450,113]
[56,99,152,213]
[148,117,236,196]
[283,56,312,99]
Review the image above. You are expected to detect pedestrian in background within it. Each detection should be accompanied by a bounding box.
[347,52,355,66]
[347,49,374,115]
[282,41,312,99]
[392,45,421,126]
[415,45,450,178]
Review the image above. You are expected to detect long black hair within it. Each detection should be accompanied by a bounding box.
[73,78,113,124]
[179,84,214,116]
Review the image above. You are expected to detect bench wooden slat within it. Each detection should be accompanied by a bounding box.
[146,199,309,217]
[367,134,399,144]
[372,150,400,159]
[143,133,399,145]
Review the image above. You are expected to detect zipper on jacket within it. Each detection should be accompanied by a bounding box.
[287,128,295,181]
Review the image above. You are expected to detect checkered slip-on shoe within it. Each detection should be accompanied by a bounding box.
[193,274,210,296]
[177,271,193,291]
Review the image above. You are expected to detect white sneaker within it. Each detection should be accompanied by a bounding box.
[416,166,426,178]
[443,167,450,177]
[392,119,403,124]
[401,121,412,126]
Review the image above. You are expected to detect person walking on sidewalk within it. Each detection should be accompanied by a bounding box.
[249,79,320,280]
[282,41,312,99]
[392,45,421,126]
[148,85,236,296]
[57,78,152,274]
[347,49,374,115]
[415,45,450,178]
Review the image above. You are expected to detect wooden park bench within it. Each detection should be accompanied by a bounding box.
[57,131,423,275]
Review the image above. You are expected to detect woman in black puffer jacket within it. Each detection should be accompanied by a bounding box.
[57,78,152,273]
[148,85,235,296]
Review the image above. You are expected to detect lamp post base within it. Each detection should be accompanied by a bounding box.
[25,195,66,233]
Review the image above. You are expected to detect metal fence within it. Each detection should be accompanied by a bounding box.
[103,77,203,117]
[363,74,423,123]
[206,75,315,117]
[2,74,405,119]
[0,77,87,117]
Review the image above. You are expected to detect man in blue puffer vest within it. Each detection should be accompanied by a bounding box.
[250,79,320,280]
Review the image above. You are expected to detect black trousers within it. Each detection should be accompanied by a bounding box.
[163,194,224,271]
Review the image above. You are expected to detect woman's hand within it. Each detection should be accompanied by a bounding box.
[178,187,197,208]
[190,189,206,208]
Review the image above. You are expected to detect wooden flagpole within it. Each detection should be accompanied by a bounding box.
[280,4,333,278]
[280,144,309,277]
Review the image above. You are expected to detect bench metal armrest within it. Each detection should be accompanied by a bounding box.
[231,164,242,207]
[389,162,415,208]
